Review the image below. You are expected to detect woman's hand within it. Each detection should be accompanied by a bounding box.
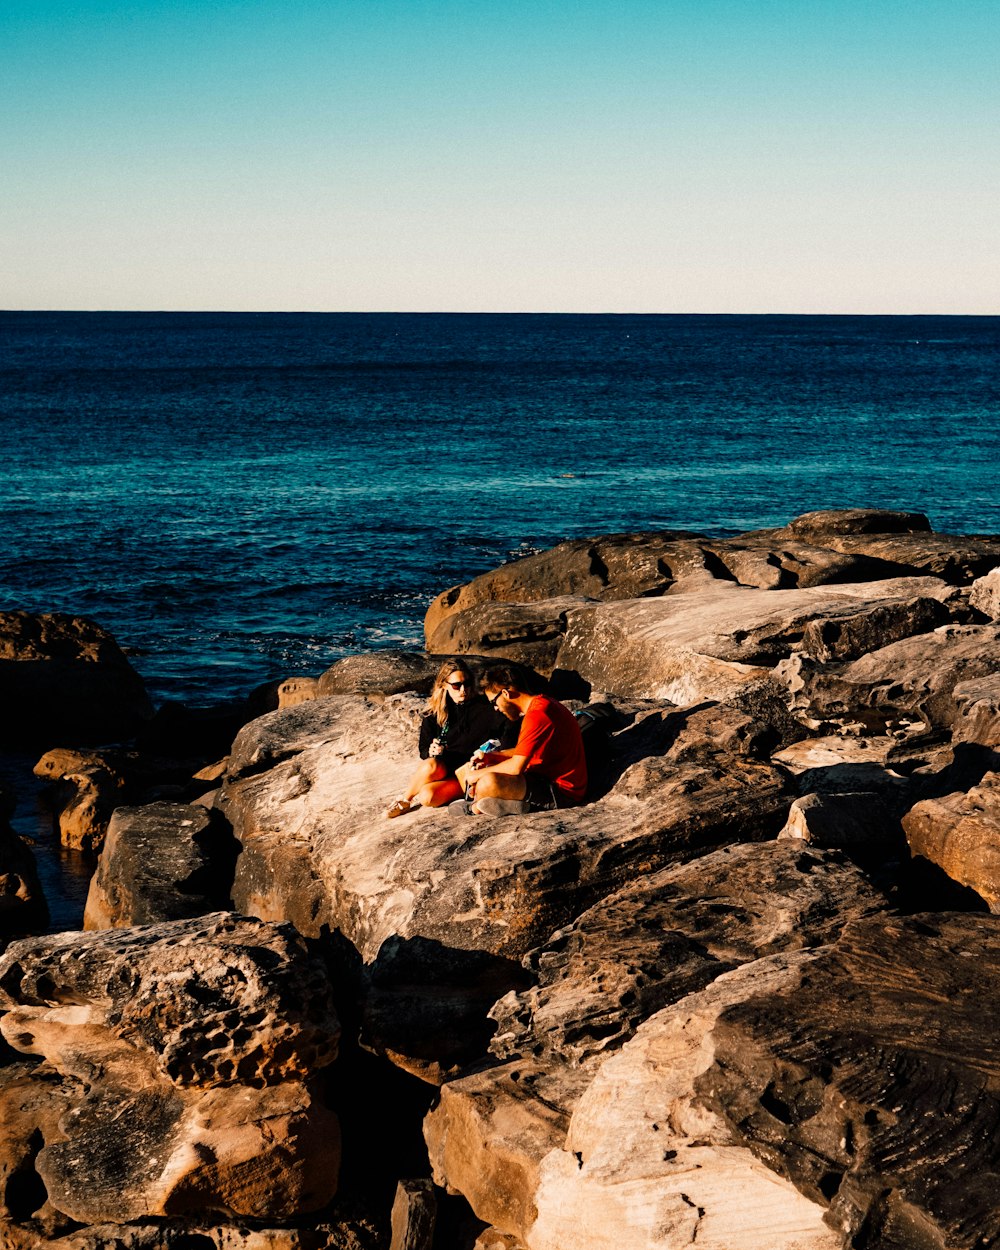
[429,738,444,758]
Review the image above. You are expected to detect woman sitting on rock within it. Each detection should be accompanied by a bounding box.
[386,660,508,817]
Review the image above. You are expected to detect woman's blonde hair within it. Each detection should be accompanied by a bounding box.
[428,659,477,727]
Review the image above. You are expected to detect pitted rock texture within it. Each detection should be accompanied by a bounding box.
[777,624,1000,734]
[0,611,153,747]
[0,915,342,1233]
[84,802,238,930]
[0,912,340,1087]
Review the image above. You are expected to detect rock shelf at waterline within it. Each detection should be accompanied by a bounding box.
[1,506,1000,1250]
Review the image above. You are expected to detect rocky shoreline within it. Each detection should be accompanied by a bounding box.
[2,507,1000,1249]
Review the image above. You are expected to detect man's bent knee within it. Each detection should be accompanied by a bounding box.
[474,772,527,801]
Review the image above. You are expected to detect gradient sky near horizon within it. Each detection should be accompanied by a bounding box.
[2,0,998,312]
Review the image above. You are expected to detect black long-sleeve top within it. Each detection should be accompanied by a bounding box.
[418,696,512,775]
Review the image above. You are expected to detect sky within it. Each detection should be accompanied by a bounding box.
[2,0,998,312]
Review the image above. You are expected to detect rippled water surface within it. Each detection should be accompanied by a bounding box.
[4,311,997,708]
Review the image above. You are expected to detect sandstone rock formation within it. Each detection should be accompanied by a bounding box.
[83,801,238,929]
[0,612,153,747]
[0,913,342,1245]
[219,692,792,1080]
[903,771,1000,911]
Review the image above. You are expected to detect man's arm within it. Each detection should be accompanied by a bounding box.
[474,752,529,776]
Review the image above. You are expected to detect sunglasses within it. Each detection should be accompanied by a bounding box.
[447,680,471,689]
[487,691,504,707]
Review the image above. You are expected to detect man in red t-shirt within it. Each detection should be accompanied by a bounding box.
[457,663,587,816]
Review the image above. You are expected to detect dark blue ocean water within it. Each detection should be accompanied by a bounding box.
[4,311,998,710]
[2,311,999,929]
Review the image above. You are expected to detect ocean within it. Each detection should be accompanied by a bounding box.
[2,311,999,927]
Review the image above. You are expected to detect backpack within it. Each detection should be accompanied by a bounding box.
[573,703,621,798]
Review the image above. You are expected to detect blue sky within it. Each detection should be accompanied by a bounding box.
[2,0,997,311]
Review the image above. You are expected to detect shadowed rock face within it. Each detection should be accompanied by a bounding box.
[425,843,884,1245]
[0,914,341,1234]
[698,913,1000,1250]
[83,802,239,930]
[777,624,1000,734]
[0,783,47,937]
[0,612,153,747]
[487,842,886,1072]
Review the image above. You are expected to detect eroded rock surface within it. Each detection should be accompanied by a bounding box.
[558,579,954,700]
[0,914,341,1239]
[426,844,885,1245]
[221,693,791,1076]
[83,802,238,929]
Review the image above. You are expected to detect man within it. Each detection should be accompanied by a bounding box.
[457,662,587,816]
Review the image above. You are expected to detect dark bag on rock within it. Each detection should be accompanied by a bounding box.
[573,702,622,799]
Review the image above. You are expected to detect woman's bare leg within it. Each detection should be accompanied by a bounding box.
[403,757,448,802]
[414,776,463,807]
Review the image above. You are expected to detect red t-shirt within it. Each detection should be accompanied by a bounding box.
[514,695,587,802]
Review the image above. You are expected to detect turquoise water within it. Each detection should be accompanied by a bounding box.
[2,311,998,707]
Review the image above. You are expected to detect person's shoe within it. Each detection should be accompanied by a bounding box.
[472,797,529,818]
[386,798,413,819]
[448,798,474,816]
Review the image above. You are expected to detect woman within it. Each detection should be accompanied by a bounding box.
[386,661,507,817]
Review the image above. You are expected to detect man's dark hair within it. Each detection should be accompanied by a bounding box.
[481,662,546,696]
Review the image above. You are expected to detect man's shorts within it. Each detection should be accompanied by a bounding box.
[524,774,578,812]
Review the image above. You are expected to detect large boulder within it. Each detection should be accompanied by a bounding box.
[970,566,1000,619]
[902,771,1000,911]
[220,694,791,1079]
[487,841,885,1072]
[783,508,933,538]
[426,598,587,673]
[553,579,956,703]
[0,612,153,747]
[777,624,1000,734]
[440,912,1000,1250]
[318,650,443,697]
[83,802,239,930]
[0,914,341,1237]
[424,843,884,1246]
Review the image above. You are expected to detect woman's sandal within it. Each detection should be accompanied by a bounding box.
[386,798,413,819]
